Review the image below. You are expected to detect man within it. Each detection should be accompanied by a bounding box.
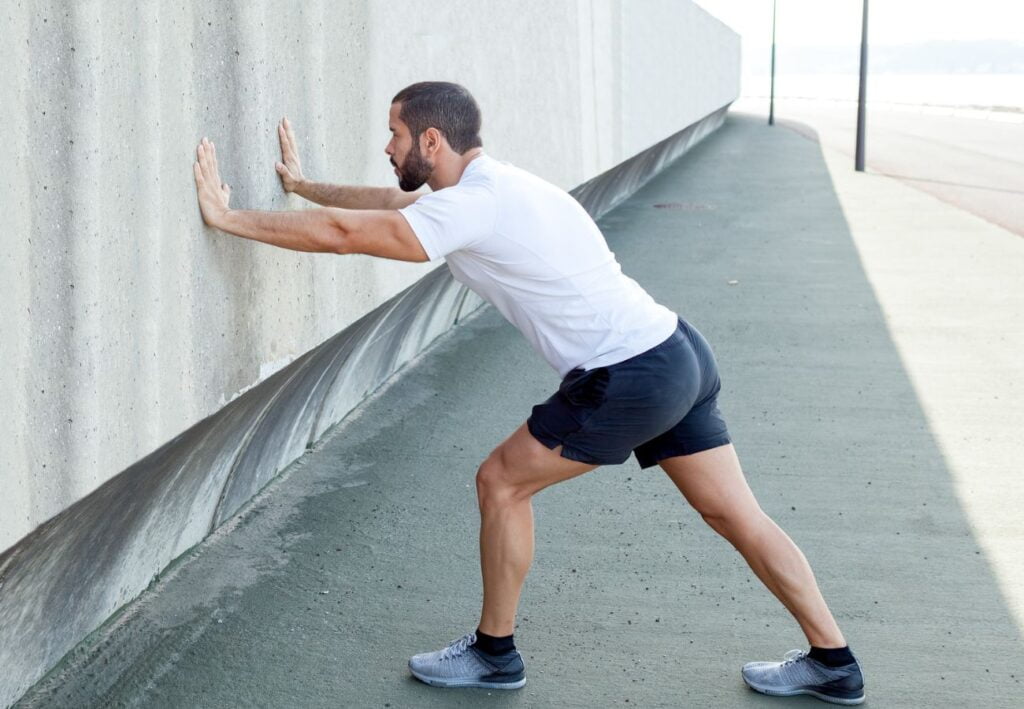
[193,81,866,704]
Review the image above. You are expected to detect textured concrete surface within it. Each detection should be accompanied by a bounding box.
[17,114,1023,708]
[0,105,730,708]
[0,0,740,554]
[0,264,483,709]
[1,3,738,702]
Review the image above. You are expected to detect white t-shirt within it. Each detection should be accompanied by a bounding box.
[398,154,677,378]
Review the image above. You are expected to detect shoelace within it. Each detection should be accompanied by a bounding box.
[781,649,809,666]
[438,633,476,661]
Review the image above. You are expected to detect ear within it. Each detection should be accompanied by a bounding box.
[421,126,446,157]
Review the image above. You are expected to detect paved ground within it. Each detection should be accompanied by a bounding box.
[17,113,1024,708]
[734,97,1024,237]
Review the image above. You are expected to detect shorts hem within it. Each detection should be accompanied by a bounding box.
[559,444,630,467]
[526,418,627,467]
[526,417,562,451]
[636,433,732,469]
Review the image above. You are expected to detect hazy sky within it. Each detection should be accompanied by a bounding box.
[695,0,1024,54]
[694,1,1024,104]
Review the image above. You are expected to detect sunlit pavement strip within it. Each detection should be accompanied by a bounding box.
[17,114,1023,708]
[817,137,1024,628]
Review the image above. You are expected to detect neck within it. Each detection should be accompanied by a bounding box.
[427,147,485,190]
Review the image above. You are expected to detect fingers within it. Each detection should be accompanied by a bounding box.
[278,122,292,158]
[278,117,298,159]
[208,137,219,173]
[196,143,209,183]
[196,137,222,184]
[284,117,298,151]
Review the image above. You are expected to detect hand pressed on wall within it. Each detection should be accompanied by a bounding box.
[275,116,306,193]
[192,137,232,227]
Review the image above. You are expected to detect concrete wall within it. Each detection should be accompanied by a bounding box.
[0,1,737,703]
[1,0,738,555]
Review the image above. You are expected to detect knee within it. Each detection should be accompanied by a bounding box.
[475,452,526,509]
[697,505,767,546]
[698,508,734,540]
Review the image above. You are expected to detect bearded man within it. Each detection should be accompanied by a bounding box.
[193,81,865,705]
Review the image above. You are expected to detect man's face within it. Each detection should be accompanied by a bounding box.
[385,103,433,192]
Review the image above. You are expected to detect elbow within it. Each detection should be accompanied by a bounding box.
[326,216,354,255]
[331,230,353,255]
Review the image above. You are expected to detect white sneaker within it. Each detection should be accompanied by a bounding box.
[409,633,526,689]
[742,649,865,705]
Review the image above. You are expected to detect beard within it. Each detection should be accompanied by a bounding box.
[393,142,433,192]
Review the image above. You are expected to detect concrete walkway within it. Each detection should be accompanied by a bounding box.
[734,96,1024,237]
[17,114,1024,708]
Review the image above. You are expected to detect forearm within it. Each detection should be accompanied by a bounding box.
[215,208,340,253]
[293,180,422,210]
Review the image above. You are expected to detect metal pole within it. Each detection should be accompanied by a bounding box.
[769,0,777,126]
[855,0,869,171]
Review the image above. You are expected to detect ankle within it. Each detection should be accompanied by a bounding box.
[808,645,856,667]
[473,628,516,655]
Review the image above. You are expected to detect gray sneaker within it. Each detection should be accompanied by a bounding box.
[742,649,865,705]
[409,633,526,689]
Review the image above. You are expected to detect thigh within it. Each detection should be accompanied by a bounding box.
[487,423,598,498]
[658,443,762,519]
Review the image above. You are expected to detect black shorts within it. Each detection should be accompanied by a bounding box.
[527,317,731,468]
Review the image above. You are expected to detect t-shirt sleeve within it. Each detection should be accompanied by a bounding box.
[397,184,497,261]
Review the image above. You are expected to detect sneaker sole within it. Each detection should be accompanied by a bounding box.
[743,678,865,706]
[409,669,526,690]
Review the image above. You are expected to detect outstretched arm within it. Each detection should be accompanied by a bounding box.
[193,137,428,262]
[275,117,424,210]
[292,180,423,211]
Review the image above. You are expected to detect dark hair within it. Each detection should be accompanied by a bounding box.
[391,81,483,154]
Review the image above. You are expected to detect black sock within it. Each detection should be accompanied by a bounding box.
[473,629,515,655]
[808,645,855,667]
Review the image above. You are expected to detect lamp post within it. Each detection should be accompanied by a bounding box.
[855,0,869,171]
[769,0,777,126]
